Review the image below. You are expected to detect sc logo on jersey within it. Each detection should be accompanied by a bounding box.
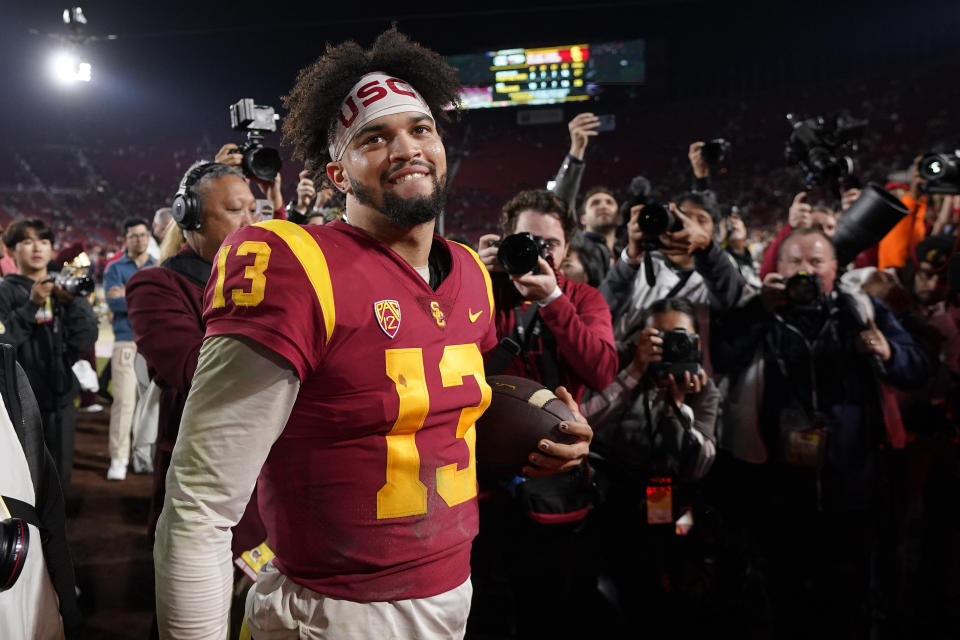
[430,301,446,328]
[339,78,418,128]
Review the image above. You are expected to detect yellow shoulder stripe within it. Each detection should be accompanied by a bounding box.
[455,242,495,324]
[255,219,335,344]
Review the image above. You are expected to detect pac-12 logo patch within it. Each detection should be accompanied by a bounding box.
[374,300,401,339]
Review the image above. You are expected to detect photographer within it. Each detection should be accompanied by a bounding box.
[284,169,340,224]
[0,219,98,488]
[478,189,617,400]
[214,142,284,217]
[599,193,748,368]
[712,226,927,637]
[580,297,719,635]
[474,189,615,638]
[759,192,838,279]
[719,210,761,288]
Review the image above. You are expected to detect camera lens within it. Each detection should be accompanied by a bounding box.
[244,147,282,182]
[496,233,541,276]
[0,518,29,592]
[638,203,681,237]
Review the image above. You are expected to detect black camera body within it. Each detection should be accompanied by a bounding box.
[647,328,702,382]
[785,113,866,190]
[919,150,960,194]
[784,271,823,307]
[54,273,94,298]
[229,98,282,182]
[701,138,731,167]
[637,202,683,237]
[494,232,551,276]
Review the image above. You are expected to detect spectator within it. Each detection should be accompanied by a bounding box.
[103,217,155,481]
[0,224,18,276]
[720,210,761,288]
[0,218,98,487]
[713,226,927,637]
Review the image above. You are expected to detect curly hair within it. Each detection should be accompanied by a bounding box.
[282,27,462,184]
[500,189,578,243]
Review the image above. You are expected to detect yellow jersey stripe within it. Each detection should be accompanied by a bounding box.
[456,242,495,323]
[255,219,336,344]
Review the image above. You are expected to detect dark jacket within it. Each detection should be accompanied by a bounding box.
[126,246,265,555]
[0,274,98,410]
[0,344,82,637]
[713,294,927,509]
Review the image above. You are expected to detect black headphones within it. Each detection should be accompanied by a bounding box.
[172,161,216,231]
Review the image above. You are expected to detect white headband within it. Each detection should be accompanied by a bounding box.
[328,72,433,162]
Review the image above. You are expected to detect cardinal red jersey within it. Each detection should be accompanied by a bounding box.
[203,219,497,602]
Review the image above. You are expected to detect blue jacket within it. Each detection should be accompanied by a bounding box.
[104,254,155,341]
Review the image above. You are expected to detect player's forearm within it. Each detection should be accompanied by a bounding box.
[155,335,300,638]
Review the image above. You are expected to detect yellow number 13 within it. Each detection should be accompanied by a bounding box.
[212,241,272,308]
[376,344,491,520]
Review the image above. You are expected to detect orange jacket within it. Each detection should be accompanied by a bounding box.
[877,194,926,270]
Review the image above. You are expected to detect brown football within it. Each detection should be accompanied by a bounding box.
[476,375,578,476]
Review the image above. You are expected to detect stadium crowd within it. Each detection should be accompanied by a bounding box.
[1,26,959,640]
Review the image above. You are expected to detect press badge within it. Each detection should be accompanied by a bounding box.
[779,407,827,469]
[646,479,673,525]
[234,540,275,582]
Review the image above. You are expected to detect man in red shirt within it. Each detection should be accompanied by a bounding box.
[154,28,593,639]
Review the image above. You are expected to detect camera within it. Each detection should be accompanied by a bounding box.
[919,150,960,194]
[637,202,683,237]
[785,112,867,190]
[229,98,282,182]
[52,252,94,298]
[494,232,551,276]
[784,272,823,307]
[1,516,29,592]
[700,138,731,167]
[648,328,702,382]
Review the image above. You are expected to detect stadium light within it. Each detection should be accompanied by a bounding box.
[50,50,91,84]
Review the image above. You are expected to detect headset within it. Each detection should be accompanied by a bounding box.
[171,161,216,231]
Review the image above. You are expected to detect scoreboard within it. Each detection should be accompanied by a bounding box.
[448,39,644,110]
[486,44,591,107]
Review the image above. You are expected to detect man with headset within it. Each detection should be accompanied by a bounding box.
[126,162,267,637]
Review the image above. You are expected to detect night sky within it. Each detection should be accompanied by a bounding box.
[0,0,956,145]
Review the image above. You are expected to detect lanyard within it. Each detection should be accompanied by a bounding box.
[771,305,839,414]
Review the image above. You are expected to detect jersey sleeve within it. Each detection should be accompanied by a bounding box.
[202,220,335,381]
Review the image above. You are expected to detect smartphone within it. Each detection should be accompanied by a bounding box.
[596,114,616,132]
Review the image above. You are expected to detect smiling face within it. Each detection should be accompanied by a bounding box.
[327,112,447,228]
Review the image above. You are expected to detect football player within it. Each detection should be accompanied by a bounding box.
[154,28,594,639]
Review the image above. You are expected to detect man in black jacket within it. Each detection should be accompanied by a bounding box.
[0,218,98,487]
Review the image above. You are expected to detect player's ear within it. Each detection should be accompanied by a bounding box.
[327,162,351,195]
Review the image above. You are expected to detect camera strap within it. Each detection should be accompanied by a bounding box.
[0,496,41,531]
[485,304,540,377]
